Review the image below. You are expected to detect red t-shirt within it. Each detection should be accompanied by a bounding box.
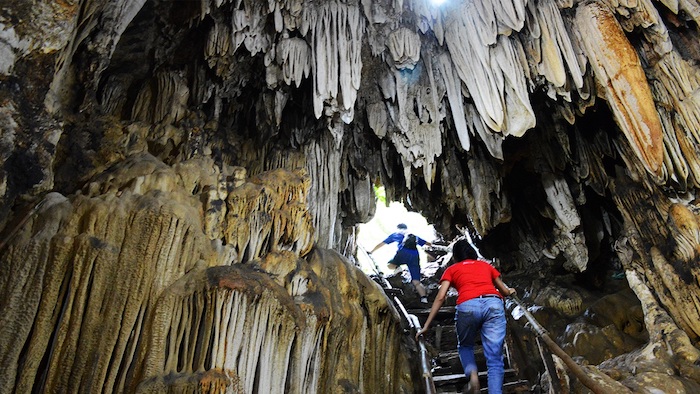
[441,259,502,304]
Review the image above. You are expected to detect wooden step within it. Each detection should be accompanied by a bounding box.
[405,306,456,317]
[434,376,531,393]
[432,368,518,384]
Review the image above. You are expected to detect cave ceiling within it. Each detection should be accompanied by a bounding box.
[3,0,700,391]
[7,0,692,266]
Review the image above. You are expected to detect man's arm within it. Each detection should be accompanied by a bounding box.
[369,242,387,254]
[494,276,516,297]
[417,236,432,248]
[415,280,450,340]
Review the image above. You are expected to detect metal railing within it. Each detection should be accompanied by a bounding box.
[509,295,612,394]
[358,245,437,394]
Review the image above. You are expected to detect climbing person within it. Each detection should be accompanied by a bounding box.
[368,223,432,304]
[415,239,516,394]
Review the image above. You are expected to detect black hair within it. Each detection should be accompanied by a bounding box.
[453,239,479,261]
[397,223,408,229]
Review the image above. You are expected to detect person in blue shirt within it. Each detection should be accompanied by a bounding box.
[369,223,432,303]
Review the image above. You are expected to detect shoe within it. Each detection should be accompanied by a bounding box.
[420,297,428,304]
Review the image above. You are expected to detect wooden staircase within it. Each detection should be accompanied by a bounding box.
[404,304,532,393]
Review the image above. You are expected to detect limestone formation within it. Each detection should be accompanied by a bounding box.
[3,0,700,392]
[0,155,411,393]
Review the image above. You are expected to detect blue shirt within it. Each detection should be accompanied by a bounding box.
[382,232,428,255]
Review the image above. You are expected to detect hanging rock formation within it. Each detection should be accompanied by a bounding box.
[3,0,700,392]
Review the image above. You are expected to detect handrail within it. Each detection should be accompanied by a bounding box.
[359,246,437,394]
[356,245,392,287]
[407,315,437,394]
[509,295,611,394]
[392,296,436,393]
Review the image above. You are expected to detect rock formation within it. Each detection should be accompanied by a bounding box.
[2,0,700,392]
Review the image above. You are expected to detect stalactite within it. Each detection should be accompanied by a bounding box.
[387,27,421,70]
[571,128,610,196]
[343,171,376,224]
[46,1,146,113]
[437,52,470,151]
[466,104,504,160]
[532,0,584,90]
[310,2,364,121]
[493,34,536,137]
[304,134,342,249]
[494,0,528,33]
[465,147,509,236]
[276,34,312,87]
[205,20,233,77]
[366,102,389,138]
[388,56,444,190]
[412,0,445,44]
[541,172,588,271]
[575,1,664,180]
[13,0,700,391]
[130,71,190,124]
[647,51,700,188]
[437,149,468,218]
[445,1,504,133]
[679,0,700,25]
[231,0,271,56]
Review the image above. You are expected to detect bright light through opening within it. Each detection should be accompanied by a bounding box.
[431,0,447,5]
[356,189,437,277]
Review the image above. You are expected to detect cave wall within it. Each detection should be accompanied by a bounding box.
[3,0,700,392]
[0,154,412,393]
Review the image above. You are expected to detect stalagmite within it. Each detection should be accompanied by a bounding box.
[626,269,700,361]
[0,151,412,393]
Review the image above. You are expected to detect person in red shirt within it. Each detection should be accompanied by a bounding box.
[416,239,516,394]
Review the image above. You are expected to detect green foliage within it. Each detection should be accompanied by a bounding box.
[374,185,387,205]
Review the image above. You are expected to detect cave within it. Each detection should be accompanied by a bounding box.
[2,0,700,392]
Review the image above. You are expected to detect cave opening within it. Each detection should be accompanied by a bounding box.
[356,187,438,277]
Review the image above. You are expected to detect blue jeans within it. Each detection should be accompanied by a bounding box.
[455,297,506,394]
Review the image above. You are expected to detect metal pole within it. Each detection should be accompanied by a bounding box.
[407,314,437,394]
[359,243,436,393]
[509,295,613,394]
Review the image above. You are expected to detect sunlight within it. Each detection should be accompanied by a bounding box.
[357,193,437,276]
